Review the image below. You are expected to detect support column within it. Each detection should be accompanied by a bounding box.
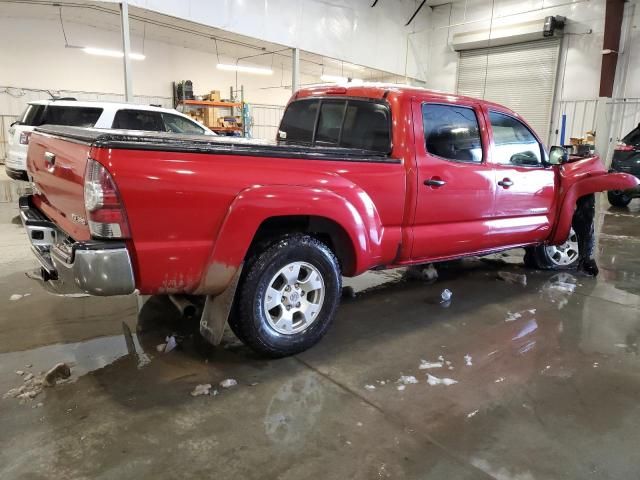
[120,0,133,102]
[292,47,300,93]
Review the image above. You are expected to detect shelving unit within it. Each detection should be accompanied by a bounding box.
[172,83,247,136]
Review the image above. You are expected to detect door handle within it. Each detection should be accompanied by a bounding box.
[44,151,56,168]
[424,178,446,188]
[498,178,513,188]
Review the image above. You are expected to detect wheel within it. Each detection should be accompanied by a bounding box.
[607,190,632,208]
[524,228,580,270]
[230,234,341,357]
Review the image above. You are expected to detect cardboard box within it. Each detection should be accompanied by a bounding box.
[203,108,216,128]
[209,90,221,102]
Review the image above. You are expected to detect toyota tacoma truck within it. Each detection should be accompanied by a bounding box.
[19,84,639,357]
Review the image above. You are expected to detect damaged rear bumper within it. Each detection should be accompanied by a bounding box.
[19,196,136,296]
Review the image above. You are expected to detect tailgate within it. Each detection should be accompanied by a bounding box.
[27,131,92,241]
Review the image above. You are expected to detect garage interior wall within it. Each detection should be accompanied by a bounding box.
[457,39,561,143]
[422,0,640,146]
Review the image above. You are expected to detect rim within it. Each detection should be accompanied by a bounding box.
[263,261,325,335]
[544,228,579,266]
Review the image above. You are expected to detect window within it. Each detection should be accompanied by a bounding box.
[162,113,205,134]
[278,99,391,153]
[315,101,345,146]
[113,110,165,132]
[422,104,482,163]
[622,126,640,147]
[278,99,319,144]
[340,101,390,152]
[16,105,102,127]
[489,111,542,166]
[42,106,103,127]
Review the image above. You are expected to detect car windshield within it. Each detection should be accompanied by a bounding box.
[621,126,640,146]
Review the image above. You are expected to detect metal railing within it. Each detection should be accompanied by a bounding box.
[249,104,285,141]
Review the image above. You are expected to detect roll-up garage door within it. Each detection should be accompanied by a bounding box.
[456,39,561,144]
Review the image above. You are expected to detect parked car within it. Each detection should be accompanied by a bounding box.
[608,123,640,207]
[18,84,639,357]
[5,99,215,181]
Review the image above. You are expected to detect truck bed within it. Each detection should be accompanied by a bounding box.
[34,125,397,163]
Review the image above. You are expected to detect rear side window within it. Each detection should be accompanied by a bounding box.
[161,113,204,134]
[278,100,319,144]
[113,110,165,131]
[422,104,482,163]
[622,126,640,146]
[278,99,391,153]
[42,106,103,127]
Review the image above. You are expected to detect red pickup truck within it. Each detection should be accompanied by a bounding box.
[20,84,638,357]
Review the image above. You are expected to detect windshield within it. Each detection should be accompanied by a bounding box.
[622,126,640,146]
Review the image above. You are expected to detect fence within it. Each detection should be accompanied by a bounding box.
[249,103,285,141]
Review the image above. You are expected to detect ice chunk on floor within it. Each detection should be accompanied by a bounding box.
[426,374,458,386]
[419,360,443,369]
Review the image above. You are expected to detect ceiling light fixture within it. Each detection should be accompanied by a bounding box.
[217,63,273,75]
[83,47,145,60]
[320,74,363,83]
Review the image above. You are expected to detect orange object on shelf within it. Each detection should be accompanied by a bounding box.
[181,100,241,107]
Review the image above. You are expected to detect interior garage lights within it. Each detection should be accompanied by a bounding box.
[216,64,273,75]
[83,47,146,60]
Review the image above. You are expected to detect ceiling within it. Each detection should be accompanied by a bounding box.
[0,0,407,82]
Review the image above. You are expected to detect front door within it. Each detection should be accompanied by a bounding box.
[411,100,495,261]
[485,110,556,248]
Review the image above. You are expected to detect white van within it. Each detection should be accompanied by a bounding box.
[5,99,215,180]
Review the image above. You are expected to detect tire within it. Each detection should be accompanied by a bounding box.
[607,190,632,208]
[524,227,580,270]
[230,234,341,357]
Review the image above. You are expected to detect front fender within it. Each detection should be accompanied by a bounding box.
[550,171,639,244]
[196,184,385,295]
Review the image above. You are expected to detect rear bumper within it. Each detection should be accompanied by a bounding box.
[5,166,29,181]
[19,196,136,296]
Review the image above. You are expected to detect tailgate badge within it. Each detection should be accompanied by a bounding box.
[71,213,87,225]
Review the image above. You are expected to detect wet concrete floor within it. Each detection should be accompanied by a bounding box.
[1,195,639,479]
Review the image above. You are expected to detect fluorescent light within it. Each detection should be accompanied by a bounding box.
[217,63,273,75]
[320,74,363,83]
[83,47,145,60]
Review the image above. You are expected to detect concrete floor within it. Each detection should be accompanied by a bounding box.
[1,193,639,479]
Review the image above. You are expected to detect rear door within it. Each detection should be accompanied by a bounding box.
[486,110,556,247]
[411,99,495,260]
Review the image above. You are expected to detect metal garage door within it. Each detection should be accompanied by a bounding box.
[456,39,561,143]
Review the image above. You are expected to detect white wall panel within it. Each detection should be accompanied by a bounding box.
[106,0,429,78]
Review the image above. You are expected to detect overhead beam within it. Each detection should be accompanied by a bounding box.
[120,0,133,102]
[292,47,300,93]
[599,0,625,97]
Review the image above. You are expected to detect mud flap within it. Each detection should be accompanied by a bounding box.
[572,193,598,276]
[199,264,243,345]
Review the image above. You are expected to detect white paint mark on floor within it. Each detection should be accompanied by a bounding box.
[419,360,443,369]
[397,375,418,385]
[426,374,458,386]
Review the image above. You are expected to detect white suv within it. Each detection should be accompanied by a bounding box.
[5,99,215,181]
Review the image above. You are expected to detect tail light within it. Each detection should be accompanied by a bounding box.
[614,142,634,152]
[84,159,130,239]
[19,131,32,145]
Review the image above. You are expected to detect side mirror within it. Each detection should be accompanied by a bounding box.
[548,145,569,165]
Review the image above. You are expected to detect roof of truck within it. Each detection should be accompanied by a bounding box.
[294,82,515,115]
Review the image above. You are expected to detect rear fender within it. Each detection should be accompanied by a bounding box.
[195,184,385,295]
[550,171,639,244]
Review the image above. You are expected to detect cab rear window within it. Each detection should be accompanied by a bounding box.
[278,98,391,154]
